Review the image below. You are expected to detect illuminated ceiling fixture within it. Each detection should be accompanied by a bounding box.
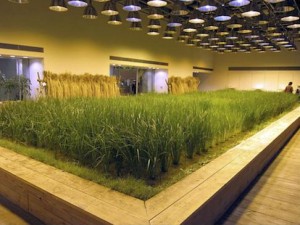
[275,0,295,13]
[123,0,141,11]
[183,23,197,32]
[227,15,242,29]
[101,2,118,16]
[171,1,189,15]
[49,0,68,11]
[177,37,186,42]
[126,11,141,22]
[264,0,284,3]
[165,26,177,34]
[168,16,182,27]
[147,28,160,35]
[189,10,205,24]
[198,0,217,12]
[68,0,87,7]
[257,12,268,25]
[287,23,300,28]
[147,8,164,19]
[179,29,190,38]
[83,0,97,19]
[204,17,219,31]
[94,0,109,2]
[147,0,167,7]
[281,11,299,22]
[130,22,142,31]
[214,5,231,21]
[241,0,261,17]
[148,19,161,28]
[226,30,239,39]
[238,23,252,33]
[186,39,195,46]
[162,33,174,39]
[8,0,29,3]
[228,0,250,7]
[108,14,122,25]
[216,24,229,36]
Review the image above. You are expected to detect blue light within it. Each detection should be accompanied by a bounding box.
[198,5,217,12]
[214,15,231,22]
[228,0,250,7]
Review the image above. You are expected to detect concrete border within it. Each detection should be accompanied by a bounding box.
[0,106,299,225]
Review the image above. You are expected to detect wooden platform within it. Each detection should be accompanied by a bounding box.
[218,129,300,225]
[0,106,299,225]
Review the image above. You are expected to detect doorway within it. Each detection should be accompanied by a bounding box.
[0,55,43,101]
[110,65,168,95]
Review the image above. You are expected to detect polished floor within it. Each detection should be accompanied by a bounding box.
[0,195,44,225]
[218,129,300,225]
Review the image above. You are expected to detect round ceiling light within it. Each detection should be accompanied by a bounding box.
[68,0,87,7]
[228,0,250,7]
[147,0,167,7]
[49,0,68,12]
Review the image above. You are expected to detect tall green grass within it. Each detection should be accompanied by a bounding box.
[0,90,297,179]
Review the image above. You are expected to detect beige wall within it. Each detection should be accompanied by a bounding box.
[205,50,300,91]
[0,0,213,77]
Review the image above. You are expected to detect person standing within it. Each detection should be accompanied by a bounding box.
[284,82,293,93]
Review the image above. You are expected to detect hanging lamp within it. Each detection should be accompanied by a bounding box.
[123,0,141,11]
[147,8,164,19]
[147,0,167,7]
[108,15,122,25]
[68,0,87,7]
[126,11,141,22]
[228,0,250,7]
[101,2,118,16]
[50,0,68,11]
[83,0,97,19]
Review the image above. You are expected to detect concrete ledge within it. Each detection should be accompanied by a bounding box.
[0,106,299,225]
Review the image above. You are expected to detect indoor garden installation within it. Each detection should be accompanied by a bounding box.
[0,86,298,199]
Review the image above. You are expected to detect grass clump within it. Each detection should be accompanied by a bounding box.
[0,90,298,183]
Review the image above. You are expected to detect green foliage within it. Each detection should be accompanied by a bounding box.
[0,90,298,180]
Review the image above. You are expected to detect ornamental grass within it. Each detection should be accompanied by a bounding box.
[0,90,297,179]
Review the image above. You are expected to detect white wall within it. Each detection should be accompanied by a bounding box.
[203,50,300,91]
[0,0,213,77]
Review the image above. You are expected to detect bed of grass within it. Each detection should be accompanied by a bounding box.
[0,90,298,199]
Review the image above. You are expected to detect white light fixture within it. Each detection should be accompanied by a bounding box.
[129,22,142,31]
[147,8,164,19]
[50,0,68,11]
[189,10,205,24]
[287,24,300,29]
[148,19,161,29]
[108,15,122,25]
[101,2,118,16]
[83,1,97,19]
[147,28,160,35]
[162,33,174,39]
[147,0,167,7]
